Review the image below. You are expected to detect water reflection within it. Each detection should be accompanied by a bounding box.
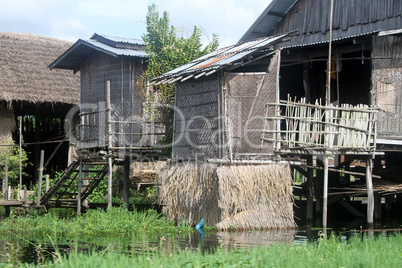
[1,226,401,265]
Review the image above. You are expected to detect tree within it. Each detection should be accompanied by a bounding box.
[141,4,219,155]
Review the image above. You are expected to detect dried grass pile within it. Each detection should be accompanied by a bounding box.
[162,162,221,226]
[162,161,296,230]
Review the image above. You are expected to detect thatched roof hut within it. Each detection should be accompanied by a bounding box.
[0,32,80,184]
[0,32,80,105]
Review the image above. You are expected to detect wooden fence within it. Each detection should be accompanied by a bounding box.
[264,97,377,153]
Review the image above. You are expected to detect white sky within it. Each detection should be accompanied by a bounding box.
[0,0,270,48]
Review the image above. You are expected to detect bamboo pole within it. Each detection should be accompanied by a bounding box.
[24,185,28,213]
[45,175,49,192]
[366,157,374,226]
[323,155,329,229]
[306,156,314,222]
[36,150,44,206]
[18,116,22,201]
[107,80,112,148]
[108,157,113,209]
[4,157,8,201]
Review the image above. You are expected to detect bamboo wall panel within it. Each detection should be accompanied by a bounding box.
[79,53,144,149]
[372,35,402,138]
[172,76,220,160]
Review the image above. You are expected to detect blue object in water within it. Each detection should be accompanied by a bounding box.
[195,218,204,230]
[195,218,204,237]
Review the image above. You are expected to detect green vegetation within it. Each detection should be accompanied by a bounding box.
[141,4,219,155]
[0,140,30,186]
[3,233,402,267]
[0,207,193,239]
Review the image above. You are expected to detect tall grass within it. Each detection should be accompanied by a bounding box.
[35,234,402,267]
[0,207,193,239]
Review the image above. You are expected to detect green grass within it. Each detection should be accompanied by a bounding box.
[20,234,402,267]
[0,207,195,239]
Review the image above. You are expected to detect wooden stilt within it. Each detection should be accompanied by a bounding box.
[36,150,44,206]
[123,157,130,208]
[45,175,49,192]
[108,157,113,209]
[4,156,8,201]
[77,160,83,215]
[323,155,329,229]
[306,156,314,222]
[374,192,382,221]
[366,157,374,226]
[24,185,29,214]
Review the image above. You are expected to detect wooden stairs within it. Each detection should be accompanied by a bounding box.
[40,159,109,208]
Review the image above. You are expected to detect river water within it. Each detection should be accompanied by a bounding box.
[0,208,401,265]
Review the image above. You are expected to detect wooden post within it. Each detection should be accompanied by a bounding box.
[323,155,329,229]
[123,157,130,208]
[107,81,112,148]
[108,157,113,209]
[4,156,8,201]
[36,150,44,206]
[18,116,22,201]
[374,192,382,221]
[366,157,374,226]
[306,156,314,222]
[45,175,50,192]
[77,160,83,215]
[24,185,28,214]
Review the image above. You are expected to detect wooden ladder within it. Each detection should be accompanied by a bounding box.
[40,159,109,208]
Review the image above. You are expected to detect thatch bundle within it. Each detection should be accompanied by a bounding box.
[162,161,296,230]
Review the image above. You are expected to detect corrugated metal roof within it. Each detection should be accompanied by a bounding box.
[153,34,287,83]
[92,33,144,45]
[238,0,298,44]
[49,33,146,71]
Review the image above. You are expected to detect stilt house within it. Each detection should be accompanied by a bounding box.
[0,32,80,185]
[42,33,155,210]
[153,0,402,228]
[49,33,155,154]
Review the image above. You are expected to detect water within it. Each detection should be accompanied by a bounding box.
[0,209,401,265]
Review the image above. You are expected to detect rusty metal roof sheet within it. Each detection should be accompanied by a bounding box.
[154,34,287,83]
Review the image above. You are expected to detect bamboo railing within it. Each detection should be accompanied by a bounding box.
[264,97,377,153]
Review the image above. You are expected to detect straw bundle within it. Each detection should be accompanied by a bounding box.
[161,162,296,229]
[162,162,221,226]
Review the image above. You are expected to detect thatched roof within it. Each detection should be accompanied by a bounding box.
[0,32,80,105]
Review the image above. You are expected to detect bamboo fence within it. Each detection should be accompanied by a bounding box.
[264,97,377,153]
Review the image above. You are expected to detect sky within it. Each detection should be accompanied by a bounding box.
[0,0,270,48]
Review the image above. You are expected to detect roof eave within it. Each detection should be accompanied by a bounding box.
[48,39,119,71]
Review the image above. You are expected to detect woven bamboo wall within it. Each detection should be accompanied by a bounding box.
[372,35,402,139]
[172,75,221,160]
[79,52,144,149]
[226,52,279,157]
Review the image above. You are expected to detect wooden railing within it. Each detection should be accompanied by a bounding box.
[263,98,377,153]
